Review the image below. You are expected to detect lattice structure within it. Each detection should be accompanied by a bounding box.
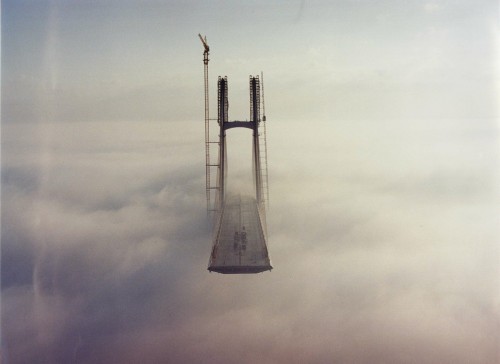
[250,76,263,208]
[199,34,223,216]
[260,72,270,210]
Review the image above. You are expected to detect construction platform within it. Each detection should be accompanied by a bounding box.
[208,195,272,274]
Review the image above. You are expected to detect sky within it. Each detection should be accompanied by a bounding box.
[2,1,499,363]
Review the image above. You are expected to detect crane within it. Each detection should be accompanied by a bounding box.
[199,34,214,213]
[198,34,209,62]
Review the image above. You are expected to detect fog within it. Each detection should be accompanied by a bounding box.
[2,117,499,363]
[2,1,499,363]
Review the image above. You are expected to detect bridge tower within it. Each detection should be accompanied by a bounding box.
[199,35,272,274]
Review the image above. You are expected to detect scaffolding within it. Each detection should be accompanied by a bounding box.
[260,72,270,209]
[199,34,222,216]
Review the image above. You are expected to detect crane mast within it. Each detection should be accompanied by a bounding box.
[199,34,213,214]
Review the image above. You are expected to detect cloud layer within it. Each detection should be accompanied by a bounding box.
[2,117,499,363]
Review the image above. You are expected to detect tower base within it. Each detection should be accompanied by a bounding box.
[208,195,272,274]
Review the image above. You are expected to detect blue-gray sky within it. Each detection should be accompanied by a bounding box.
[2,1,499,363]
[3,0,497,123]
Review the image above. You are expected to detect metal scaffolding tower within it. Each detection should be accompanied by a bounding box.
[260,72,270,209]
[199,34,222,215]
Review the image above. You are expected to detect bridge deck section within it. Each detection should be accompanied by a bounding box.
[208,195,272,274]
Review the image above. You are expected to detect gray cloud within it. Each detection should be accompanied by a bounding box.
[2,121,209,363]
[3,117,499,363]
